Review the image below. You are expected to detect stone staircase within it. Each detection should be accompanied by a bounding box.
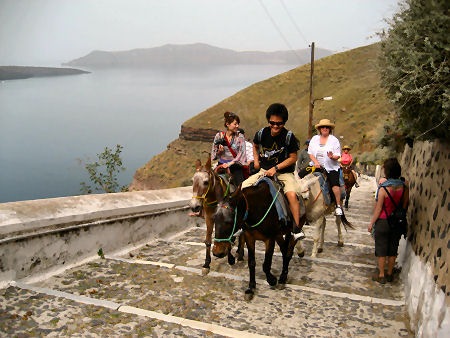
[0,176,413,337]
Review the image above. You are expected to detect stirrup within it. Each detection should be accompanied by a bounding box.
[233,229,243,237]
[292,230,305,241]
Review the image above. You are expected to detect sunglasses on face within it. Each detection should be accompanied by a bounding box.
[269,121,284,126]
[320,126,330,129]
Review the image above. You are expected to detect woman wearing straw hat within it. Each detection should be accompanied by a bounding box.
[308,119,344,216]
[341,145,359,188]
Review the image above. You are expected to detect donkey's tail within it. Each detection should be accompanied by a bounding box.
[341,213,355,230]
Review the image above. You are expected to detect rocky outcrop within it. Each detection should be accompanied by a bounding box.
[179,125,218,142]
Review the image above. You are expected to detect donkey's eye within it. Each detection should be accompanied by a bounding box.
[203,180,209,186]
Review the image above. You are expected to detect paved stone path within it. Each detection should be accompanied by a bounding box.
[0,176,413,337]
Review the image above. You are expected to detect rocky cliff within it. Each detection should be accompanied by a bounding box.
[179,126,218,142]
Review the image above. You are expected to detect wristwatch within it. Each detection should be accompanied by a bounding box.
[275,165,279,172]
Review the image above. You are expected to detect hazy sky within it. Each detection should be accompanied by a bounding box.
[0,0,399,66]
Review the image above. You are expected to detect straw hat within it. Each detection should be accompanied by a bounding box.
[315,118,335,130]
[343,145,351,150]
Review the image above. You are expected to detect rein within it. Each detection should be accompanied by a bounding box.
[242,188,280,228]
[214,186,280,243]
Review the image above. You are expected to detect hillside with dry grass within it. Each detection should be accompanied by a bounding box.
[130,43,394,191]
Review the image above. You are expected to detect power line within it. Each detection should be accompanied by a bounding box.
[257,0,307,64]
[280,0,309,45]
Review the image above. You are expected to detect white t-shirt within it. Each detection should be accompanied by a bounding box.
[245,141,254,162]
[308,134,341,171]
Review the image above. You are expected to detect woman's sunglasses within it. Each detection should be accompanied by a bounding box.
[269,121,284,126]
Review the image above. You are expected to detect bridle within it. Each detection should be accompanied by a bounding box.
[192,168,230,208]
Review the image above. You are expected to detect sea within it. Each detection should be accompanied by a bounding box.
[0,64,297,203]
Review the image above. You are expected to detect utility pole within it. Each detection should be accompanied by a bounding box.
[308,42,315,139]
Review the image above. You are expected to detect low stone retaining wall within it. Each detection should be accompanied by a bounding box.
[0,187,199,285]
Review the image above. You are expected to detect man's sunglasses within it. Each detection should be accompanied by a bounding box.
[269,121,284,126]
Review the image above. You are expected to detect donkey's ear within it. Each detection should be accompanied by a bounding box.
[205,154,212,170]
[229,185,242,206]
[195,159,202,171]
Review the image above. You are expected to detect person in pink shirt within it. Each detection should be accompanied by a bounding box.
[340,145,359,188]
[368,158,409,284]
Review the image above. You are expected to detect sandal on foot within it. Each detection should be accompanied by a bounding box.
[372,274,386,284]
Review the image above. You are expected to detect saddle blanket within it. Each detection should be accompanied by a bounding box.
[312,172,346,206]
[254,177,290,223]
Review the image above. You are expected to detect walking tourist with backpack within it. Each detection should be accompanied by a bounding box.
[368,158,409,284]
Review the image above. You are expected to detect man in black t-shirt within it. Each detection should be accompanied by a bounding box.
[242,103,305,241]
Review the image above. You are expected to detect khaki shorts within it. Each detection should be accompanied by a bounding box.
[241,169,299,194]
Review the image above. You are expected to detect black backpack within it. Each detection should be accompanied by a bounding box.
[382,185,408,237]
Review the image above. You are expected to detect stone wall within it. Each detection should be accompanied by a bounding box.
[400,140,449,303]
[0,187,200,285]
[398,140,450,335]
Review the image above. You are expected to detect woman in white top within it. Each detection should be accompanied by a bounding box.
[308,119,343,216]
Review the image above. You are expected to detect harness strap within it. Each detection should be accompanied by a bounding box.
[214,207,239,243]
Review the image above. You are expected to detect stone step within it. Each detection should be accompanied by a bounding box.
[1,179,413,336]
[12,246,408,337]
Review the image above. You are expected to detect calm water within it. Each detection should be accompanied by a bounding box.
[0,64,296,202]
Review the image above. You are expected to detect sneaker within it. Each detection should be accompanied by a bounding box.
[355,182,360,188]
[386,274,394,283]
[335,206,343,216]
[292,230,306,241]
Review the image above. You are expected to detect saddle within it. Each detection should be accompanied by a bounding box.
[215,167,237,194]
[253,175,313,226]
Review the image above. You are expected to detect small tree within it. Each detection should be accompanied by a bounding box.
[80,144,128,194]
[379,0,449,142]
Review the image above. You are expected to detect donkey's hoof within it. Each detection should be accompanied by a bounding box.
[201,267,210,276]
[277,283,286,290]
[267,275,278,287]
[337,241,344,247]
[228,255,236,266]
[297,251,305,258]
[244,289,254,301]
[317,248,323,253]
